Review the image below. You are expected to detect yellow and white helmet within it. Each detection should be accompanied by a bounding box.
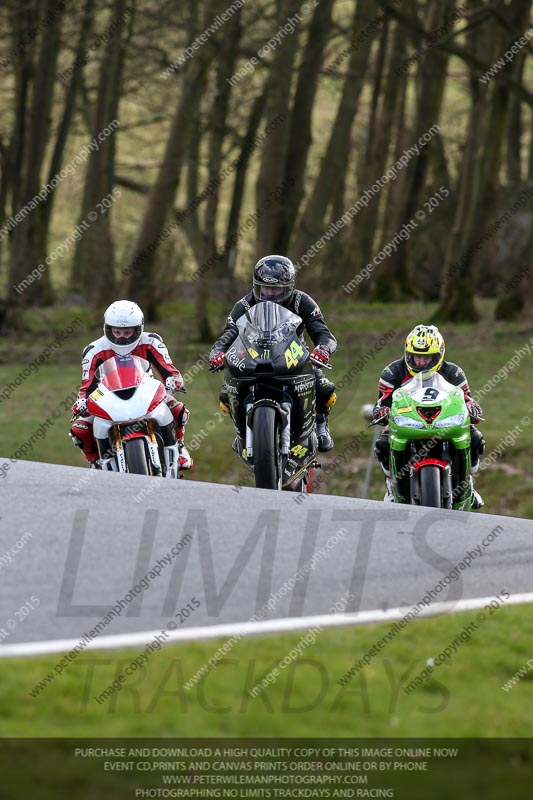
[404,324,445,377]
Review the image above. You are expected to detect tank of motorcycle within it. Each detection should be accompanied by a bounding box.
[226,301,309,377]
[388,372,471,451]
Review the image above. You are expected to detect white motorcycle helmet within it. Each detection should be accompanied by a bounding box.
[103,300,144,356]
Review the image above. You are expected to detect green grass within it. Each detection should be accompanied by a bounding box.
[1,299,532,739]
[1,298,531,518]
[2,604,533,737]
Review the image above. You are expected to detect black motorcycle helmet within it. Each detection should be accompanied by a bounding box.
[252,255,296,304]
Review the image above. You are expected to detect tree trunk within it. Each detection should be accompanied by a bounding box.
[506,52,525,184]
[529,107,533,180]
[371,70,410,301]
[7,0,64,310]
[373,0,455,301]
[437,0,531,322]
[43,0,96,232]
[195,2,242,342]
[495,261,532,319]
[350,14,406,296]
[293,0,378,273]
[222,92,267,298]
[255,0,302,257]
[71,0,130,307]
[125,0,211,318]
[274,0,334,253]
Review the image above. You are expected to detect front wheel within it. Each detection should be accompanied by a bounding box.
[253,406,281,490]
[123,438,151,475]
[419,465,442,508]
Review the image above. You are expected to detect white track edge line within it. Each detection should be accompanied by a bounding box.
[2,591,533,659]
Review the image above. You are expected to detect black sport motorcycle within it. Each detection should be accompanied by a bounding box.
[223,302,320,491]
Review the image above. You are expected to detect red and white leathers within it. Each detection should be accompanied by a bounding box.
[70,332,193,468]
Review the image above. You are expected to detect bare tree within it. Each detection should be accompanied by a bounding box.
[293,0,379,270]
[6,0,65,314]
[255,0,302,256]
[275,0,334,253]
[437,0,532,321]
[71,0,132,306]
[125,4,211,319]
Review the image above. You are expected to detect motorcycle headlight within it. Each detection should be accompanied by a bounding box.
[391,415,425,429]
[434,412,467,428]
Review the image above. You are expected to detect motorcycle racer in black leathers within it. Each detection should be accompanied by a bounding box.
[209,255,337,451]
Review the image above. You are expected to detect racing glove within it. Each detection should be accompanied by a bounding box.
[310,345,330,367]
[209,352,225,372]
[71,397,88,417]
[165,374,186,394]
[466,399,483,422]
[371,403,389,424]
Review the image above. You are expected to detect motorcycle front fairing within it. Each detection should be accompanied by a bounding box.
[389,373,471,507]
[88,355,172,439]
[86,355,177,477]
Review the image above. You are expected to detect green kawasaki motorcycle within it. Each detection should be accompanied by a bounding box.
[387,373,474,510]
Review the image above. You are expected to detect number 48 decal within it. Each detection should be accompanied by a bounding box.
[285,341,304,368]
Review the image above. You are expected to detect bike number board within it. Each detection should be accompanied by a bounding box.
[284,341,304,369]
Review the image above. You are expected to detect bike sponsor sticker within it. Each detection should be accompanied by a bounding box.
[294,378,314,393]
[291,444,308,457]
[226,346,246,371]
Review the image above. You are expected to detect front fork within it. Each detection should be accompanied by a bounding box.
[101,421,166,476]
[244,401,291,459]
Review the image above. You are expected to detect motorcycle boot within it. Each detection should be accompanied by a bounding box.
[316,411,334,452]
[469,475,484,509]
[471,489,484,510]
[380,464,395,503]
[469,460,484,509]
[178,441,193,470]
[176,425,193,470]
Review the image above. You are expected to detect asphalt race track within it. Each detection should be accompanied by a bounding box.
[0,458,532,657]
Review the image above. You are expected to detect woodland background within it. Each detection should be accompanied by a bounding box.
[0,0,532,340]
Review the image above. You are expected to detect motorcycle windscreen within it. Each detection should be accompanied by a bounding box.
[402,372,456,401]
[95,355,150,391]
[236,301,302,345]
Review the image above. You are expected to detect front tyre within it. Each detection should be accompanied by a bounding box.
[123,438,151,475]
[253,406,281,490]
[419,465,442,508]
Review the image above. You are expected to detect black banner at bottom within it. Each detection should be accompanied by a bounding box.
[2,739,533,799]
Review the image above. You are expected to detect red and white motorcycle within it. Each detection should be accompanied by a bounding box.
[87,354,181,478]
